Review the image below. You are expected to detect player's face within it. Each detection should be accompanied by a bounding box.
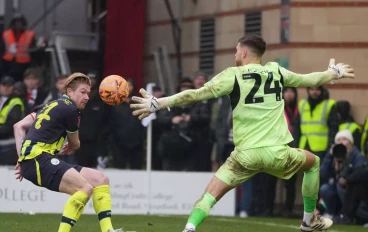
[69,83,91,110]
[235,43,245,66]
[308,87,321,99]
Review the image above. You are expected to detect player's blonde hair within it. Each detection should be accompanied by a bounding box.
[65,72,91,91]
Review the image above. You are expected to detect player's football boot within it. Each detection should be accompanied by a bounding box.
[182,229,195,232]
[107,228,124,232]
[300,215,333,231]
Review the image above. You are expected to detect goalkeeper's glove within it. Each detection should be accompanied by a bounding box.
[327,58,355,84]
[130,88,170,120]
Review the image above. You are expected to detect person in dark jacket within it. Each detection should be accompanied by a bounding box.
[336,101,362,150]
[156,77,197,171]
[110,78,145,169]
[23,68,48,111]
[43,74,69,103]
[74,72,111,168]
[334,158,368,224]
[0,76,25,165]
[319,130,366,218]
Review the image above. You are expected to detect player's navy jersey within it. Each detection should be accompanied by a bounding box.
[19,95,80,161]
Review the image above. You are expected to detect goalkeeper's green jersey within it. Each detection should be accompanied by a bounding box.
[204,62,305,150]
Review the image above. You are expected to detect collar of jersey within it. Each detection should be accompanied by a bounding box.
[61,94,77,107]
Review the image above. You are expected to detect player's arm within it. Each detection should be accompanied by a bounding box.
[13,113,36,157]
[282,59,355,87]
[64,105,81,150]
[131,68,235,120]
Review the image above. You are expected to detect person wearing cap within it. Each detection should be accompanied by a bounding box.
[319,130,366,219]
[0,75,25,165]
[1,14,36,82]
[298,86,339,160]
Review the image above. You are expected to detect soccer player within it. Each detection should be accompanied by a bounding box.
[13,73,122,232]
[130,35,355,232]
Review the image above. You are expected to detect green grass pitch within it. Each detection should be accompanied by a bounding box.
[0,213,366,232]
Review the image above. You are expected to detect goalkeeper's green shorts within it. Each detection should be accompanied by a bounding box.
[215,145,307,187]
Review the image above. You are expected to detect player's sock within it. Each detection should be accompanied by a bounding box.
[93,185,114,232]
[58,191,90,232]
[302,155,320,225]
[185,192,217,230]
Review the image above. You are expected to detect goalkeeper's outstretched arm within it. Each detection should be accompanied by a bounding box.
[282,58,355,87]
[163,87,215,108]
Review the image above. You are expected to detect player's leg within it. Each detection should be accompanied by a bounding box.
[57,167,93,232]
[78,167,122,232]
[268,147,332,231]
[183,150,256,232]
[299,150,332,231]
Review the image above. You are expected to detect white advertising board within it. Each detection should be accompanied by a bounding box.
[0,167,235,216]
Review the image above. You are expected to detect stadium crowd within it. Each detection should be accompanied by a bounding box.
[1,13,368,228]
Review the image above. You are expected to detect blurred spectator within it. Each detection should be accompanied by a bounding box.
[299,86,338,160]
[319,131,365,218]
[110,78,145,169]
[335,156,368,225]
[281,87,301,217]
[362,116,368,155]
[156,77,197,171]
[1,14,35,82]
[151,85,165,170]
[43,74,69,103]
[74,72,111,168]
[14,81,29,114]
[337,101,362,150]
[0,76,25,165]
[23,68,48,110]
[191,72,212,172]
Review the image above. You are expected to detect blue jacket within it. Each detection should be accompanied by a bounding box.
[320,146,366,184]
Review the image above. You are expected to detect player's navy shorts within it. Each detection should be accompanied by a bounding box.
[20,153,83,192]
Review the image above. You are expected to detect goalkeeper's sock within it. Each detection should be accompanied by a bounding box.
[302,155,320,225]
[58,191,89,232]
[93,185,114,232]
[185,192,217,230]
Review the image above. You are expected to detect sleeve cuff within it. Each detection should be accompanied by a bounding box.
[66,130,78,134]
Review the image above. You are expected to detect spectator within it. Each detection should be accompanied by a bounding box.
[337,101,362,150]
[190,73,212,172]
[74,72,111,168]
[319,131,365,218]
[333,152,368,225]
[298,86,338,160]
[23,68,48,110]
[14,81,29,114]
[151,85,165,170]
[362,116,368,154]
[0,76,25,165]
[281,87,301,217]
[110,78,145,169]
[156,77,196,171]
[1,14,35,82]
[43,74,69,103]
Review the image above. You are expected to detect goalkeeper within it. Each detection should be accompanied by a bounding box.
[131,34,355,232]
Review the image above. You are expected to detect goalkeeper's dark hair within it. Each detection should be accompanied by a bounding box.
[238,34,266,57]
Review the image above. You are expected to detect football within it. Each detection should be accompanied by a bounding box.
[99,75,130,105]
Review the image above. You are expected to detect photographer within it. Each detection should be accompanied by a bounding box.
[334,155,368,225]
[319,130,366,218]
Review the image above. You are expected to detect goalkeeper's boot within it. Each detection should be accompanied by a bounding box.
[107,228,124,232]
[182,229,195,232]
[300,215,333,231]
